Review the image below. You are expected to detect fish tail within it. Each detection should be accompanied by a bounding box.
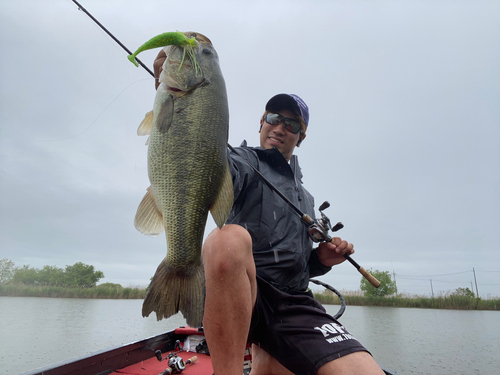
[142,258,205,327]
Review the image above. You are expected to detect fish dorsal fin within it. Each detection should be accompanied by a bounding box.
[210,163,234,229]
[134,186,164,236]
[137,110,154,136]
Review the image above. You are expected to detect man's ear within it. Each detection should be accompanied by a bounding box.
[259,119,263,133]
[297,133,306,146]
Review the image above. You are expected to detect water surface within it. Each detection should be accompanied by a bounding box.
[0,297,498,374]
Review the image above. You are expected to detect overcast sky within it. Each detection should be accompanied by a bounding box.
[1,0,499,298]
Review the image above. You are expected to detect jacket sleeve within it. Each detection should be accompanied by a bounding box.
[308,248,332,278]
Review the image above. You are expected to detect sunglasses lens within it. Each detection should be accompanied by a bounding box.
[265,113,282,125]
[265,113,301,134]
[284,119,301,134]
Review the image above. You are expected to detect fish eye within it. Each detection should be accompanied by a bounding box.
[202,48,212,55]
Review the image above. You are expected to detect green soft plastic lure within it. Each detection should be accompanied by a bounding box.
[128,31,199,72]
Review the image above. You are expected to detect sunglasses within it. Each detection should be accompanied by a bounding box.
[264,113,302,134]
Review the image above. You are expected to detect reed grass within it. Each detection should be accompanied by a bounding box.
[0,283,147,299]
[1,284,498,310]
[313,289,499,311]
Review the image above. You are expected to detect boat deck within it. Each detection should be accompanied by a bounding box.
[21,326,397,375]
[110,350,213,375]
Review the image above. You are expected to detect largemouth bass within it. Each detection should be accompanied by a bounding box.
[134,32,233,327]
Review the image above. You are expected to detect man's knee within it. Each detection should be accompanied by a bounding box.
[202,224,253,275]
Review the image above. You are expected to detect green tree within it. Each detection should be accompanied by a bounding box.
[63,262,104,288]
[0,258,16,284]
[38,265,65,286]
[12,265,39,285]
[360,269,397,297]
[451,287,475,298]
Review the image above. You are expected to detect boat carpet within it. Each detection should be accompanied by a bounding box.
[110,350,213,375]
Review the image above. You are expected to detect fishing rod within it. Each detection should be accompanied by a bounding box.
[228,145,380,288]
[71,0,379,288]
[71,0,154,77]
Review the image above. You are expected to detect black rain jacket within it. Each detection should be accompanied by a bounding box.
[226,143,331,293]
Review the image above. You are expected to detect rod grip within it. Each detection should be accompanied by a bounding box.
[186,356,198,364]
[359,267,380,288]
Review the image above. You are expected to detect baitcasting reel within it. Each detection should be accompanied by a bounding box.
[155,341,197,375]
[307,201,344,243]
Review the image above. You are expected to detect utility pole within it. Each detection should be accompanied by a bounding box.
[430,278,434,298]
[473,268,479,298]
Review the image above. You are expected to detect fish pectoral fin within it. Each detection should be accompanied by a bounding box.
[137,110,154,136]
[210,164,234,229]
[156,94,174,134]
[134,186,164,236]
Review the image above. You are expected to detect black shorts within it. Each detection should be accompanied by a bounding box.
[248,276,369,375]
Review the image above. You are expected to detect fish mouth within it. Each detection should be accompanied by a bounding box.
[164,75,188,93]
[167,86,184,93]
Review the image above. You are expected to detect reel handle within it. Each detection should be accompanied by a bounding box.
[303,214,381,288]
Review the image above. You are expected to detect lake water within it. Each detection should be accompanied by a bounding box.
[0,297,498,374]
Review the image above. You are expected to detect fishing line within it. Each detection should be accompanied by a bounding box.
[70,0,154,77]
[33,78,152,142]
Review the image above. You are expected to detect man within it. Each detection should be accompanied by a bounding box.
[154,52,383,375]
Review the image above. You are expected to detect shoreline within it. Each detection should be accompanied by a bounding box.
[1,284,498,310]
[313,290,499,311]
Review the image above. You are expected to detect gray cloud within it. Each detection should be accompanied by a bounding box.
[1,0,499,297]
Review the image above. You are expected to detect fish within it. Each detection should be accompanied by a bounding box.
[133,32,233,327]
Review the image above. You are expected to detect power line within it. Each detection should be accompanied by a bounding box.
[430,279,474,284]
[397,270,471,278]
[394,276,495,287]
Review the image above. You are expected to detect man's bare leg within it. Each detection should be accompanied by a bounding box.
[317,351,385,375]
[249,345,294,375]
[202,224,257,375]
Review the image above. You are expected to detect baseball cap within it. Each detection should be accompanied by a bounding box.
[265,94,309,127]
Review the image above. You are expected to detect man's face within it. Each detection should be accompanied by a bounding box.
[259,108,304,162]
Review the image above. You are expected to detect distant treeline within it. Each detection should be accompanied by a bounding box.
[2,283,499,310]
[314,289,499,311]
[2,259,498,309]
[0,282,147,299]
[1,259,105,288]
[0,258,147,299]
